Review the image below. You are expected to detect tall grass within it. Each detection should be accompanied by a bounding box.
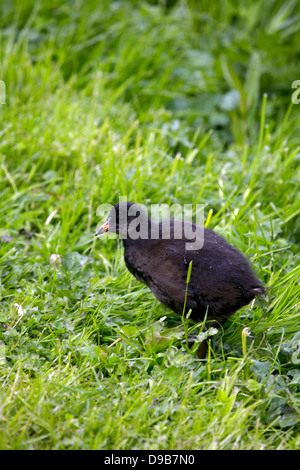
[0,0,299,449]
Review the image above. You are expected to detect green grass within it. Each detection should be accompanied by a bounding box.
[0,0,300,450]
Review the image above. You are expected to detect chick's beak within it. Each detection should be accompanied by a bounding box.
[95,222,109,236]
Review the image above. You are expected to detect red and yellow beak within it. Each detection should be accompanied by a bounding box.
[95,222,109,236]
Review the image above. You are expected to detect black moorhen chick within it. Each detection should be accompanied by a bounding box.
[96,202,265,355]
